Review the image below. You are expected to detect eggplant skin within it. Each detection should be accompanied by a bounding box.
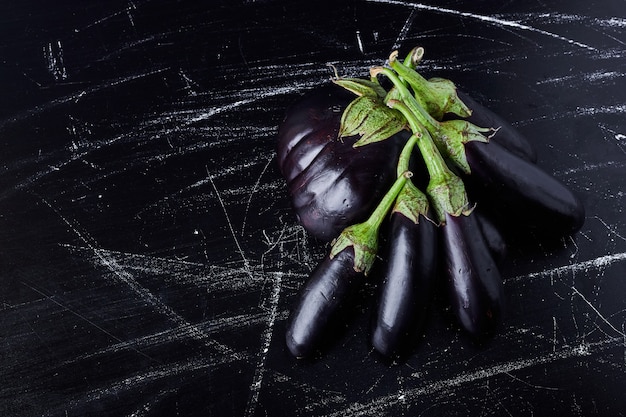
[456,91,538,163]
[475,211,507,265]
[276,84,408,241]
[464,139,585,237]
[371,212,438,358]
[285,247,363,358]
[442,212,505,339]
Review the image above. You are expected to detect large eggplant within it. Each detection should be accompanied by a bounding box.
[371,212,438,358]
[463,139,585,237]
[285,247,364,358]
[276,85,408,241]
[456,91,538,163]
[441,212,505,338]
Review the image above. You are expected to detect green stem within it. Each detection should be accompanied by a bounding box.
[402,47,423,69]
[372,66,441,132]
[363,171,412,230]
[388,100,448,182]
[397,133,419,177]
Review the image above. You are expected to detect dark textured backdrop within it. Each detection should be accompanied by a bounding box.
[1,1,625,416]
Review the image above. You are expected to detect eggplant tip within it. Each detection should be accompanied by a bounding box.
[285,331,312,359]
[371,325,397,358]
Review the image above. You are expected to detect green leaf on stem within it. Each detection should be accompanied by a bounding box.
[339,96,407,147]
[333,77,387,99]
[330,224,378,275]
[427,172,471,221]
[435,120,495,174]
[393,180,430,224]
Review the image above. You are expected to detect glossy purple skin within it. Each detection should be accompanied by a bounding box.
[475,211,507,265]
[285,247,363,358]
[277,85,408,241]
[464,139,585,237]
[441,212,505,338]
[371,212,438,358]
[456,90,538,163]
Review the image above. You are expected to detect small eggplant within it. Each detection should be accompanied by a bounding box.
[285,247,364,358]
[276,85,408,241]
[371,211,437,358]
[441,212,505,338]
[475,211,507,265]
[456,91,538,163]
[464,139,585,237]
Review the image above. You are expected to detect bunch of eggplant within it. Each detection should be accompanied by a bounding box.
[276,47,584,359]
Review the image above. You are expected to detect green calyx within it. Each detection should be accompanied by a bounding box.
[330,171,411,275]
[434,120,495,174]
[393,180,430,224]
[339,95,407,146]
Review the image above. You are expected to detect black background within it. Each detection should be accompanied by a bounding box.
[1,1,625,416]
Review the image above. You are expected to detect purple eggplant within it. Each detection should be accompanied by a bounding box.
[464,139,585,238]
[371,212,438,358]
[276,85,408,241]
[441,212,505,338]
[285,247,364,358]
[475,211,507,265]
[456,91,538,163]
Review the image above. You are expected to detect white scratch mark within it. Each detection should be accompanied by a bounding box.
[593,215,626,242]
[553,316,558,352]
[356,30,365,54]
[74,1,142,33]
[244,252,283,417]
[366,0,597,51]
[554,160,626,176]
[241,153,275,236]
[44,40,68,81]
[126,389,177,417]
[509,252,626,283]
[392,8,418,51]
[537,70,624,85]
[571,286,626,337]
[207,171,253,277]
[576,104,626,117]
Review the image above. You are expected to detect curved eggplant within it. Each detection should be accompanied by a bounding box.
[456,91,538,163]
[464,139,585,237]
[371,212,438,358]
[277,84,408,241]
[441,212,505,338]
[285,247,364,358]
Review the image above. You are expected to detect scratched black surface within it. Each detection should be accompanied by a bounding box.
[1,0,625,416]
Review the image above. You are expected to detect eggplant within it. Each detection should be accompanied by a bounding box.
[464,139,585,237]
[475,211,507,265]
[371,212,438,358]
[441,212,505,338]
[276,84,408,241]
[456,91,538,163]
[285,247,364,358]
